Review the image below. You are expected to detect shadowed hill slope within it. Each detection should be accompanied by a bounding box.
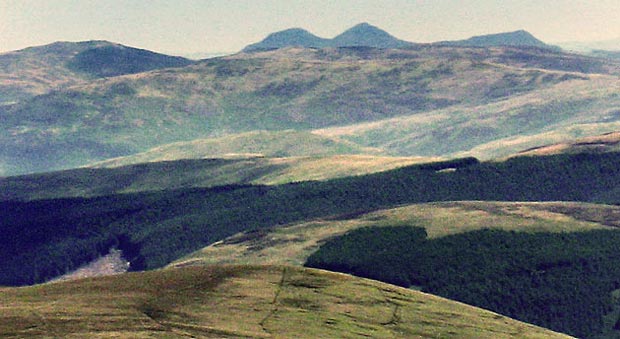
[0,154,434,201]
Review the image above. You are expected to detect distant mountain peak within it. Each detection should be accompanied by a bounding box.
[332,22,411,48]
[243,28,329,52]
[439,30,556,49]
[243,23,413,52]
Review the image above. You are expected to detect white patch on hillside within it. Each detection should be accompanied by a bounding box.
[50,248,130,283]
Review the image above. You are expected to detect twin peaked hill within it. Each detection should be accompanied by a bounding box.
[243,23,412,51]
[243,22,555,51]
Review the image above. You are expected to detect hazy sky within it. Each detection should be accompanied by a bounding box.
[2,0,620,54]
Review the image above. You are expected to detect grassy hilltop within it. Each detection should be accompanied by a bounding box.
[0,265,569,338]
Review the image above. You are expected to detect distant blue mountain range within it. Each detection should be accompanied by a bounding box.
[243,23,556,52]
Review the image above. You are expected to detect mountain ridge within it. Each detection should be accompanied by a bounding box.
[244,22,413,51]
[244,24,556,52]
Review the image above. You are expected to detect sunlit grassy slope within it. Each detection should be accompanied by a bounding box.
[315,76,620,160]
[171,201,618,268]
[508,131,620,157]
[0,265,570,338]
[89,130,384,167]
[0,154,436,200]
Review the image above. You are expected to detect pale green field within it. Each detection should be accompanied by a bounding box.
[171,201,618,268]
[0,265,570,338]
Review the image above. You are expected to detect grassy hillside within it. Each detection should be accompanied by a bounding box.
[316,76,620,159]
[3,45,619,175]
[89,130,383,167]
[459,123,620,159]
[0,41,109,103]
[0,265,570,338]
[66,44,191,78]
[171,201,620,338]
[511,131,620,157]
[0,155,434,201]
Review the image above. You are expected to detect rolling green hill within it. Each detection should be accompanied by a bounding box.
[66,44,192,78]
[0,265,569,338]
[305,227,620,337]
[2,44,619,175]
[0,41,110,103]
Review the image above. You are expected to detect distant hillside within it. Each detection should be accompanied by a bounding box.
[316,75,620,160]
[245,26,556,53]
[0,41,193,103]
[0,41,109,102]
[243,22,412,52]
[3,44,619,175]
[90,130,381,167]
[513,131,620,157]
[439,30,557,49]
[0,265,568,338]
[0,155,433,200]
[66,44,192,78]
[591,50,620,60]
